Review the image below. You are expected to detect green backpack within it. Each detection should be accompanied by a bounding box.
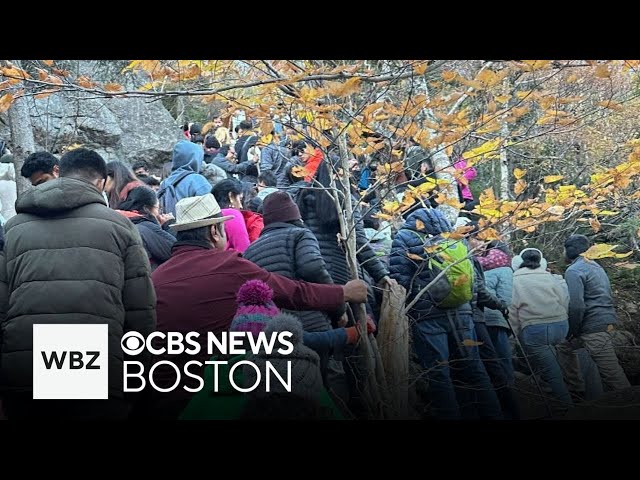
[408,231,474,308]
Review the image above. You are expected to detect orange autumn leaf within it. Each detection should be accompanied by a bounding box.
[595,64,611,78]
[0,93,13,113]
[104,83,123,92]
[42,60,54,66]
[589,217,601,233]
[415,219,425,231]
[407,253,424,262]
[462,339,483,347]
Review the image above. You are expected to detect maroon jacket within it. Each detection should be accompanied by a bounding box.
[152,242,345,336]
[148,242,345,407]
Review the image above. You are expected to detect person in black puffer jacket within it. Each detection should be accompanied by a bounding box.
[243,191,351,401]
[296,160,390,309]
[244,191,343,333]
[389,207,501,420]
[117,186,176,271]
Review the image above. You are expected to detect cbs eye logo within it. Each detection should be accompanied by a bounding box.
[121,332,146,355]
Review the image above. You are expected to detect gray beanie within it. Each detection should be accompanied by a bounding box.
[565,234,591,260]
[243,313,324,400]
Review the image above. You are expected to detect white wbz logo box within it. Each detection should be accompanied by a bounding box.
[33,324,108,399]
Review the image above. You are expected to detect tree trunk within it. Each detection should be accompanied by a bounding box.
[421,79,459,224]
[336,134,389,419]
[499,121,510,201]
[8,60,36,199]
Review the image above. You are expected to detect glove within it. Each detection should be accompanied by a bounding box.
[366,315,377,334]
[345,317,377,345]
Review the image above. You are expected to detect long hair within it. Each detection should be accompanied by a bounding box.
[118,186,159,220]
[313,159,342,233]
[106,161,139,207]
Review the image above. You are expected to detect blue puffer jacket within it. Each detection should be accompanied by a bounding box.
[389,208,472,321]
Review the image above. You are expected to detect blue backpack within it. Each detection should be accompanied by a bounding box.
[157,170,195,216]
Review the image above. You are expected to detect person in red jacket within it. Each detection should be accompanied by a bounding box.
[146,193,367,418]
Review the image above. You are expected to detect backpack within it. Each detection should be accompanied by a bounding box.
[157,170,196,216]
[407,230,474,308]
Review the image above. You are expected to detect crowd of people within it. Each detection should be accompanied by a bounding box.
[0,115,631,419]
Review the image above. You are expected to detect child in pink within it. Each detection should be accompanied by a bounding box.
[454,158,478,209]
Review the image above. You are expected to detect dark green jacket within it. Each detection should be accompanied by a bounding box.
[0,177,156,398]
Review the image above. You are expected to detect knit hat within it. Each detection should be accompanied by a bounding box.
[243,313,324,400]
[565,234,591,261]
[230,280,280,336]
[262,191,301,225]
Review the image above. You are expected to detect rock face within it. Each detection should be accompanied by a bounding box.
[27,93,180,170]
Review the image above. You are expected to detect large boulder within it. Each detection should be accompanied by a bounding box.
[28,93,179,171]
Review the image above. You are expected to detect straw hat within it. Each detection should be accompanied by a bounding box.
[171,193,234,232]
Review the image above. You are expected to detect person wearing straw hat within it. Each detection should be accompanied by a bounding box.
[146,193,368,418]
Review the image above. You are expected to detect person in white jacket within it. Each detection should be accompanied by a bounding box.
[510,248,573,408]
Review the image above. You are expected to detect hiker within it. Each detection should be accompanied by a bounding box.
[146,193,368,418]
[116,186,176,271]
[510,248,573,408]
[211,178,251,253]
[255,171,279,201]
[180,281,356,420]
[157,140,211,216]
[468,242,520,420]
[454,157,478,211]
[475,240,516,388]
[211,145,254,180]
[0,148,156,419]
[259,133,291,187]
[132,161,149,177]
[20,151,60,187]
[211,115,232,146]
[389,207,502,419]
[556,235,631,399]
[243,192,345,372]
[105,161,145,209]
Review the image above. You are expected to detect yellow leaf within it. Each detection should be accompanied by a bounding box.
[0,93,13,113]
[589,217,601,233]
[514,180,527,195]
[598,100,624,111]
[495,95,511,104]
[407,253,424,262]
[42,60,54,66]
[291,165,311,178]
[462,339,484,347]
[566,74,578,83]
[104,83,123,92]
[52,68,70,77]
[582,244,631,260]
[462,139,501,160]
[76,75,96,89]
[514,168,527,180]
[595,64,611,78]
[544,175,564,183]
[415,219,425,232]
[413,62,428,75]
[476,227,500,242]
[34,88,60,99]
[442,71,457,82]
[598,211,619,216]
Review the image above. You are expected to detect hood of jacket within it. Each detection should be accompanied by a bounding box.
[15,177,107,216]
[171,140,204,173]
[402,207,452,237]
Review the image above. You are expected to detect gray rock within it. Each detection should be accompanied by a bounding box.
[25,91,179,171]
